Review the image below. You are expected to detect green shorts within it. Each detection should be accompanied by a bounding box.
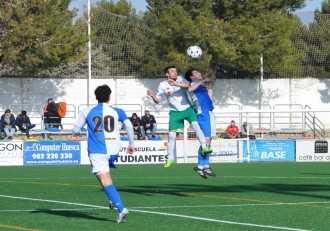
[169,107,197,131]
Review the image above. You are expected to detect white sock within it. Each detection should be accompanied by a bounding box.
[191,121,206,149]
[167,131,176,160]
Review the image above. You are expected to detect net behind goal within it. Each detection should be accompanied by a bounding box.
[90,7,145,78]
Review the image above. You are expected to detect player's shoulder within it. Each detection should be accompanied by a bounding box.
[159,80,169,87]
[109,105,124,113]
[176,75,187,83]
[81,105,96,115]
[157,80,169,92]
[108,105,128,118]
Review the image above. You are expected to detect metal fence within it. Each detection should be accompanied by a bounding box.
[1,103,329,139]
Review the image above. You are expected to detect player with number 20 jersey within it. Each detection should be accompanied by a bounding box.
[73,85,134,224]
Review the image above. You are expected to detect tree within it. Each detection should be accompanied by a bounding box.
[291,1,330,78]
[144,0,306,82]
[90,0,148,77]
[142,0,213,77]
[0,0,86,76]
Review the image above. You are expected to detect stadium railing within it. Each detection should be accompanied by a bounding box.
[1,104,329,140]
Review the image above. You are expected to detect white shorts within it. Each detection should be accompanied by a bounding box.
[89,153,111,175]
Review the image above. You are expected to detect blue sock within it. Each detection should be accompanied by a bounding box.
[203,144,211,167]
[197,146,204,167]
[204,152,210,167]
[104,184,125,213]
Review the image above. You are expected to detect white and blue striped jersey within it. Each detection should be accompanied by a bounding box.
[73,103,128,155]
[189,82,214,115]
[189,82,216,138]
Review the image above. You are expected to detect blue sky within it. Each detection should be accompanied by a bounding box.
[70,0,324,13]
[69,0,148,12]
[296,0,323,12]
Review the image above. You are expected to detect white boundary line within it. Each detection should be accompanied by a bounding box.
[0,208,103,212]
[0,194,310,231]
[130,209,310,231]
[2,176,330,180]
[130,201,330,209]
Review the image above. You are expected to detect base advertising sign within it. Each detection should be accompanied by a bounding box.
[0,141,24,166]
[296,139,330,162]
[23,141,81,166]
[243,139,294,162]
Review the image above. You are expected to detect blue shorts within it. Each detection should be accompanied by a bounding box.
[197,111,216,138]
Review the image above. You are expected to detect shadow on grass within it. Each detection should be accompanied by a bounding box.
[302,172,330,176]
[32,209,113,222]
[120,183,330,201]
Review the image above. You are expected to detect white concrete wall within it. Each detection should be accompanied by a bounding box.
[1,77,330,129]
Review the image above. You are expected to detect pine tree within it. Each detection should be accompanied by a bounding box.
[144,0,306,81]
[0,0,86,76]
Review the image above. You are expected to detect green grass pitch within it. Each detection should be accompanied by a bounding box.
[0,162,330,231]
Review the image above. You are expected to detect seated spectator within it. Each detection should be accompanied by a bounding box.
[240,122,256,139]
[130,113,142,140]
[43,98,53,129]
[224,120,240,139]
[47,99,62,129]
[0,124,3,139]
[15,110,36,139]
[140,109,157,139]
[1,109,16,140]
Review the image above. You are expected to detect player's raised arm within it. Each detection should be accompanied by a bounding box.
[147,89,161,104]
[168,79,190,88]
[123,119,135,154]
[187,78,210,92]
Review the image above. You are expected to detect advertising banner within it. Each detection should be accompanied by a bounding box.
[0,141,24,166]
[296,139,330,162]
[116,140,168,164]
[175,139,241,163]
[80,140,168,165]
[210,139,241,163]
[243,139,295,162]
[23,141,81,166]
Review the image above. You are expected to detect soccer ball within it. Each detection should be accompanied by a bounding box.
[186,46,202,59]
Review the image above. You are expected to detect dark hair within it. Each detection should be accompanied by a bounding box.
[163,65,176,74]
[21,110,27,115]
[94,85,112,103]
[5,109,11,113]
[132,113,138,117]
[184,68,197,82]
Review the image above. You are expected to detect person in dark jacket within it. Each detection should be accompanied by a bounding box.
[1,109,16,140]
[47,100,62,128]
[129,113,142,140]
[16,110,36,139]
[140,109,157,139]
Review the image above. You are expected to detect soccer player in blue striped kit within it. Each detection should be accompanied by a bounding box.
[185,69,217,179]
[73,84,135,223]
[147,66,213,168]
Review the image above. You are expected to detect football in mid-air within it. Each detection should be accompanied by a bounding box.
[186,46,202,59]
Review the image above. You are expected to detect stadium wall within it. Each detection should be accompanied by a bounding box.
[0,77,330,126]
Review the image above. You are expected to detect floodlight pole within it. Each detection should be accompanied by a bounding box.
[87,0,92,106]
[259,54,264,128]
